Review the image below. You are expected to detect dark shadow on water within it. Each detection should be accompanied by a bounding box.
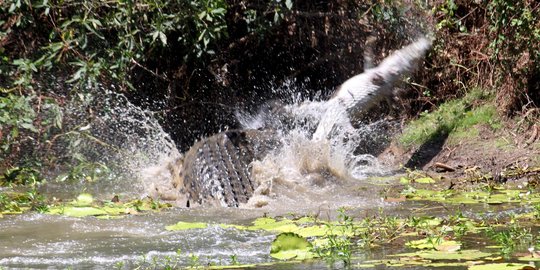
[404,126,450,169]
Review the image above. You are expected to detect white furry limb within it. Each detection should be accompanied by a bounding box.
[312,37,432,141]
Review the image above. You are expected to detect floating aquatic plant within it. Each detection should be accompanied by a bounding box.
[270,232,315,260]
[47,193,170,218]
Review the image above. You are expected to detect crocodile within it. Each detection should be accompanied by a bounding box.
[176,37,432,207]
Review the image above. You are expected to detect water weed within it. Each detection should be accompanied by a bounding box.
[485,216,534,257]
[314,208,355,267]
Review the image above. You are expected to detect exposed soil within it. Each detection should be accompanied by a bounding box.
[380,122,540,184]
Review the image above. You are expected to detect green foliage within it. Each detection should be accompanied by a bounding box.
[128,249,183,270]
[447,211,471,238]
[434,0,467,32]
[0,91,62,164]
[229,254,239,265]
[488,0,540,68]
[0,0,295,174]
[0,93,36,151]
[0,0,294,90]
[189,254,201,268]
[188,0,228,57]
[0,189,48,213]
[55,159,112,184]
[0,161,48,214]
[0,166,43,187]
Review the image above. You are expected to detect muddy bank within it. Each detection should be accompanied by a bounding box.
[381,121,540,185]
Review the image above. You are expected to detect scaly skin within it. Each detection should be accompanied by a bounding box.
[180,129,279,207]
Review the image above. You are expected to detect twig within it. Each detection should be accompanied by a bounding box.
[130,58,170,82]
[525,124,539,146]
[434,162,456,172]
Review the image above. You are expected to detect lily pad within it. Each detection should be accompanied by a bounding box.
[73,193,94,206]
[295,224,330,237]
[400,177,411,184]
[270,232,315,260]
[394,249,492,261]
[517,254,540,262]
[425,262,472,267]
[46,197,170,218]
[247,217,299,232]
[406,238,461,251]
[48,206,108,218]
[415,177,436,184]
[166,221,207,231]
[468,263,532,270]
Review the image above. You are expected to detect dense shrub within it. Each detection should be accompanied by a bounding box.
[0,0,538,171]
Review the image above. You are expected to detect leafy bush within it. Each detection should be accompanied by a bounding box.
[487,0,540,112]
[419,0,539,115]
[0,0,293,90]
[0,0,293,170]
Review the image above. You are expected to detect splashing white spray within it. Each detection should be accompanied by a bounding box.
[48,86,182,199]
[235,83,390,209]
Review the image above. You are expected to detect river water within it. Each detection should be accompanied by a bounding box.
[2,193,534,269]
[0,207,273,269]
[0,189,422,269]
[2,88,536,269]
[0,87,396,269]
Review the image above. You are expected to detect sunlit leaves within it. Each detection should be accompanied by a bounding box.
[0,93,38,153]
[188,0,228,57]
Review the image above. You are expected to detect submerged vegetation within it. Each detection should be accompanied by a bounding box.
[2,162,540,268]
[160,183,540,269]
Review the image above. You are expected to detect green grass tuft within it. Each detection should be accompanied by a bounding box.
[399,89,500,147]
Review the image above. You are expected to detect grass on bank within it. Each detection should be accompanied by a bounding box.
[399,88,502,147]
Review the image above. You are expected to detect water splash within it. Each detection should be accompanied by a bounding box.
[236,83,391,210]
[47,79,390,207]
[45,86,182,199]
[234,36,431,209]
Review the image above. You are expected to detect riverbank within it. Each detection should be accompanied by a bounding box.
[381,90,540,185]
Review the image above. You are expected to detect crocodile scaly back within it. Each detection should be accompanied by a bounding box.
[181,129,279,207]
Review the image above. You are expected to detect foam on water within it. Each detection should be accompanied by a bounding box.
[236,88,390,210]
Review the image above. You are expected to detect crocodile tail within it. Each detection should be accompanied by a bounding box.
[375,37,432,86]
[312,36,432,141]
